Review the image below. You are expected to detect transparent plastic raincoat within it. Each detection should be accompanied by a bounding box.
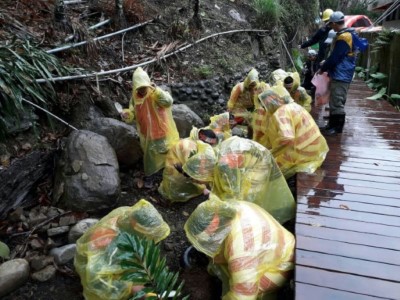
[227,68,269,124]
[184,195,295,300]
[258,89,329,179]
[251,84,292,146]
[158,138,206,202]
[74,200,170,300]
[271,69,312,112]
[183,136,295,224]
[122,67,179,175]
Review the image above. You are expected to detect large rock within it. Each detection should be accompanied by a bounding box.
[53,130,120,213]
[172,104,204,138]
[86,117,142,167]
[0,259,30,297]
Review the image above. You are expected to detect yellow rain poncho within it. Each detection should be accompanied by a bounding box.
[251,84,291,145]
[271,69,312,112]
[258,89,329,179]
[74,200,170,300]
[122,67,179,175]
[183,136,295,224]
[227,68,269,124]
[184,195,295,300]
[158,138,206,202]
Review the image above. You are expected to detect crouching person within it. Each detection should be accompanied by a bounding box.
[184,194,295,300]
[74,199,170,300]
[257,89,329,179]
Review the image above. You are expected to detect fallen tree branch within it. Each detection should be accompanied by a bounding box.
[64,19,111,43]
[47,18,155,54]
[22,99,78,131]
[37,29,269,83]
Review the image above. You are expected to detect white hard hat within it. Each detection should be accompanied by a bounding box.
[308,49,317,56]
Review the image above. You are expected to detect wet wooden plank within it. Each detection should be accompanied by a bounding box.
[296,249,400,282]
[297,187,400,207]
[298,196,400,217]
[298,175,400,191]
[296,266,400,299]
[295,283,389,300]
[296,213,400,238]
[296,223,400,251]
[296,235,400,265]
[297,204,400,227]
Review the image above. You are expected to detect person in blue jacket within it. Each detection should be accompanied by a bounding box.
[319,11,356,135]
[300,9,333,66]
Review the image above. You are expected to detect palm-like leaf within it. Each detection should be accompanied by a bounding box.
[109,232,189,300]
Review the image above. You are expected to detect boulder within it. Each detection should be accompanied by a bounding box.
[86,117,142,167]
[172,104,204,138]
[53,130,120,213]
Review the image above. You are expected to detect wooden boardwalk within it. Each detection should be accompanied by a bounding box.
[294,80,400,300]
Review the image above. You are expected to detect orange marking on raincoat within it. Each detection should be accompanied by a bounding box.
[135,92,169,140]
[219,153,245,169]
[205,214,220,235]
[229,256,258,272]
[232,282,259,295]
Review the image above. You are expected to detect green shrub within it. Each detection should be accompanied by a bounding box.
[0,39,70,140]
[253,0,284,26]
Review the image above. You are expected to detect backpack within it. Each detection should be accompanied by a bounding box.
[351,31,369,52]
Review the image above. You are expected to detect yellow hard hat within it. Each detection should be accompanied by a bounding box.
[321,9,334,22]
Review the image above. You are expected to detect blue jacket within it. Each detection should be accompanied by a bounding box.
[320,28,356,83]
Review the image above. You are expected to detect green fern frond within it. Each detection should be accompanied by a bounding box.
[109,232,189,300]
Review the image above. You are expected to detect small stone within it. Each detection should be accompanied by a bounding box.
[31,265,56,282]
[47,226,70,237]
[182,211,189,217]
[50,244,76,265]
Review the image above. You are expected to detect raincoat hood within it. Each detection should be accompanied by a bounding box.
[182,141,216,182]
[184,194,237,257]
[116,199,170,243]
[243,68,259,89]
[133,67,153,90]
[258,85,293,115]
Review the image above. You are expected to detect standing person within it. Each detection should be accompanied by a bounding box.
[300,8,334,66]
[319,11,356,135]
[121,67,179,181]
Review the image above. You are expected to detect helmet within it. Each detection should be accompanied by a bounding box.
[329,11,345,24]
[321,9,334,22]
[308,49,317,56]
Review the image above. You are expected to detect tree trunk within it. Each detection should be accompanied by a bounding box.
[0,150,55,219]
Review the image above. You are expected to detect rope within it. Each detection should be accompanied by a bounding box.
[279,36,296,70]
[373,0,400,25]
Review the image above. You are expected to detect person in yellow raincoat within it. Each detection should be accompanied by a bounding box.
[270,69,312,112]
[184,195,295,300]
[227,68,269,136]
[251,83,292,146]
[74,199,170,300]
[158,138,208,202]
[121,67,179,176]
[257,89,329,179]
[159,112,239,203]
[182,136,295,224]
